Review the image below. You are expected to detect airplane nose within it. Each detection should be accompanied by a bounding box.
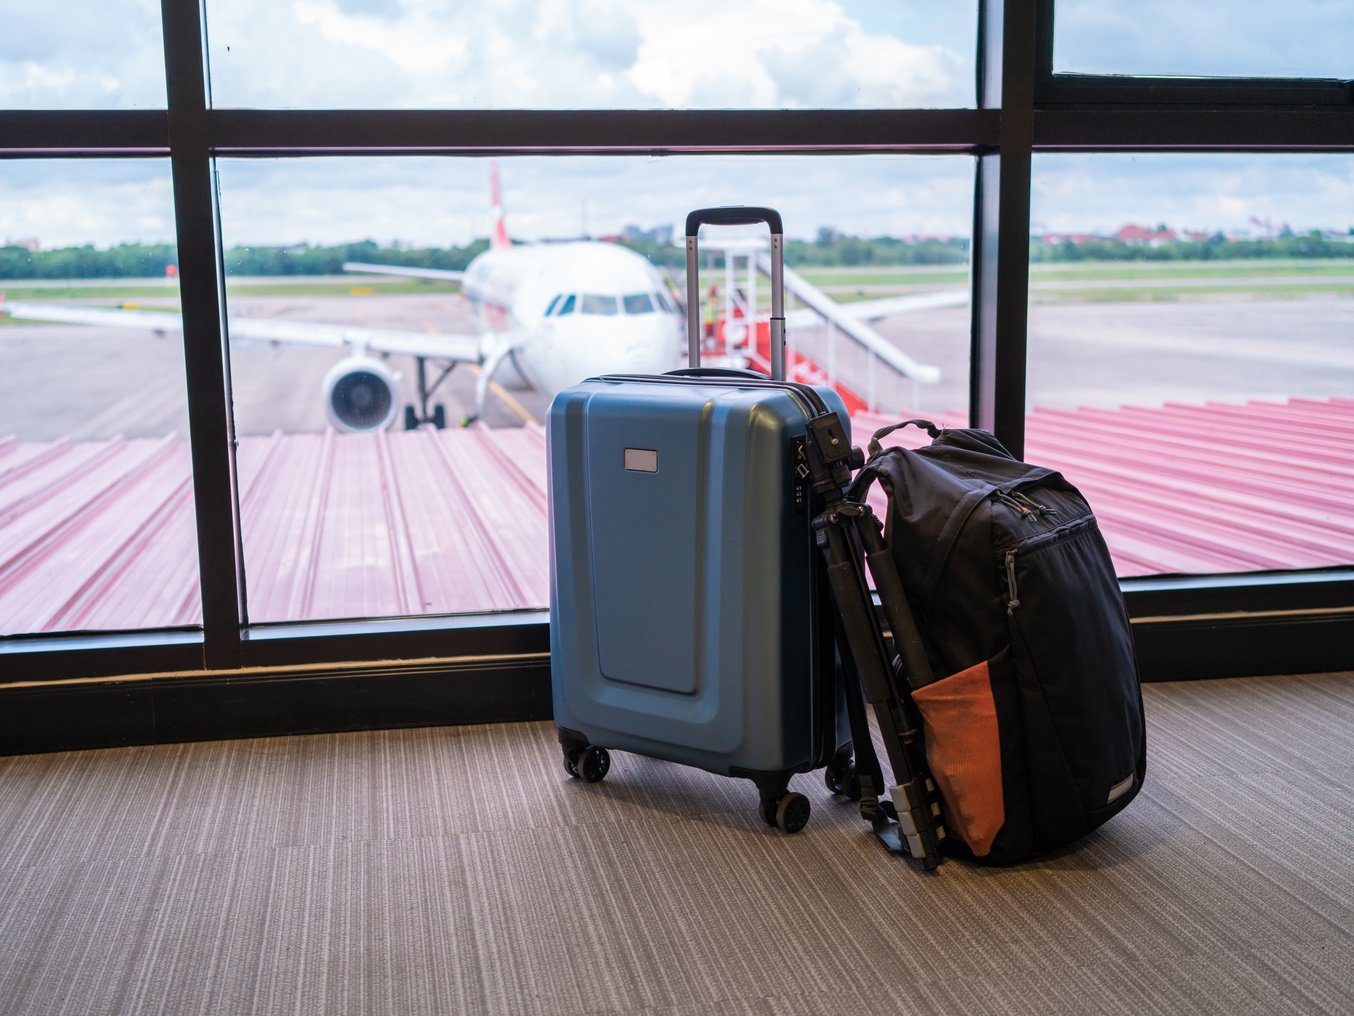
[567,318,681,381]
[622,321,682,373]
[620,344,676,374]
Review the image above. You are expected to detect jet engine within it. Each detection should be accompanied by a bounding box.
[321,356,400,433]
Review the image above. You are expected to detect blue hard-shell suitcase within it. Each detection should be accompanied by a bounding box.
[548,207,850,832]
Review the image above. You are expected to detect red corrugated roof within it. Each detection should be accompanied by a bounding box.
[1,398,1351,635]
[857,397,1354,577]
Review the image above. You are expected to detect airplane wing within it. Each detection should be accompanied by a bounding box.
[342,262,465,282]
[787,288,968,327]
[0,299,184,333]
[0,298,483,364]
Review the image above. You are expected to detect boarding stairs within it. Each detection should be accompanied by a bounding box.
[694,239,943,412]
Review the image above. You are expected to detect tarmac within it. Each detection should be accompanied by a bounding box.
[0,291,1351,442]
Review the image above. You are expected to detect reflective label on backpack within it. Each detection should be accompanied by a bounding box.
[1107,773,1135,804]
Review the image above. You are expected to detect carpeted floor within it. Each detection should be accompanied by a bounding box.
[0,672,1351,1015]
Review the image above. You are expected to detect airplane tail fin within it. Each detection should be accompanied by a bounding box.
[490,160,511,250]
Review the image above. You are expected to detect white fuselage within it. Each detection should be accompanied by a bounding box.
[461,241,683,391]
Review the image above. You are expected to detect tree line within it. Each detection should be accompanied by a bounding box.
[3,229,1352,280]
[0,239,491,280]
[1032,231,1354,263]
[0,234,971,280]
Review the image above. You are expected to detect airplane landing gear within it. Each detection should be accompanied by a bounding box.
[405,404,447,430]
[404,357,454,429]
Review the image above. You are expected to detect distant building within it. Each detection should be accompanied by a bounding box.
[3,237,40,252]
[618,223,674,245]
[1115,224,1178,246]
[1038,232,1101,245]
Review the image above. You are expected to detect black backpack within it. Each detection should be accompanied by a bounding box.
[852,420,1146,864]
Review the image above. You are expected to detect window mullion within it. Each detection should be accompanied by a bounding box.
[972,0,1036,458]
[162,0,245,668]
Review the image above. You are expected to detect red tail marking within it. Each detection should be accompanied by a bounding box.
[490,160,510,250]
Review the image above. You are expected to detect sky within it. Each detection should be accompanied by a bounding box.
[4,153,1351,252]
[1,2,1351,249]
[1053,0,1353,79]
[0,0,974,110]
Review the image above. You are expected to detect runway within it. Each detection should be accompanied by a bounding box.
[3,291,1349,440]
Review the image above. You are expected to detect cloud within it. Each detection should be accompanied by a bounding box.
[4,0,972,111]
[291,0,469,77]
[207,154,975,247]
[1033,154,1354,235]
[1054,0,1351,78]
[624,0,967,108]
[203,0,970,108]
[0,161,175,247]
[0,0,165,108]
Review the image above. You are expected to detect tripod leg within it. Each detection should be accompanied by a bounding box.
[816,511,944,869]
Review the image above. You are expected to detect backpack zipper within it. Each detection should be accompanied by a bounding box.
[1002,515,1100,618]
[1004,548,1020,616]
[995,488,1057,524]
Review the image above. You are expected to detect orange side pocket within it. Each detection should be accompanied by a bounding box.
[911,659,1005,856]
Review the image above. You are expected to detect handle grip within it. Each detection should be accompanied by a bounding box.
[685,206,783,236]
[666,367,771,380]
[685,205,786,380]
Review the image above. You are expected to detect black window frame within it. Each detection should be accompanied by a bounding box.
[1,0,1350,750]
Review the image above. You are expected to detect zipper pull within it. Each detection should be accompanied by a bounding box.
[995,490,1037,524]
[1013,490,1057,520]
[1004,549,1020,616]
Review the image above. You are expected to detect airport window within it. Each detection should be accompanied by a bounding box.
[1051,0,1353,80]
[2,0,1349,688]
[2,0,166,108]
[203,0,978,109]
[207,153,971,624]
[0,159,201,635]
[1027,152,1354,577]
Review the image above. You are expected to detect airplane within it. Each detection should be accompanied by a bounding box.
[0,163,686,433]
[1,165,967,431]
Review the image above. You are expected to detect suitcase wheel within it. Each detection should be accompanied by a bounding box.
[566,745,610,784]
[824,761,862,801]
[761,792,811,834]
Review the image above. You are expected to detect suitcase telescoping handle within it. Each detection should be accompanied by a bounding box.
[684,206,786,382]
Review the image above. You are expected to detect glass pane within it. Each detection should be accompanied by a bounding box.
[1054,1,1354,79]
[206,1,976,109]
[0,160,200,634]
[1,0,166,108]
[215,154,972,622]
[1029,153,1354,577]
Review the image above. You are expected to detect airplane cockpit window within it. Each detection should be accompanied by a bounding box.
[557,294,577,315]
[622,293,655,314]
[654,290,676,314]
[580,294,619,315]
[544,294,562,316]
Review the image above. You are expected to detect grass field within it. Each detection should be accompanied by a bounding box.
[798,258,1354,304]
[5,260,1354,323]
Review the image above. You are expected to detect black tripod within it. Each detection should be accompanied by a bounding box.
[801,413,947,871]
